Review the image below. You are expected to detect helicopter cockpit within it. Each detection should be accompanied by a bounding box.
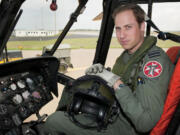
[0,0,180,135]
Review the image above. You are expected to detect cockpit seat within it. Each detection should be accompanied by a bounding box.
[150,46,180,135]
[166,46,180,64]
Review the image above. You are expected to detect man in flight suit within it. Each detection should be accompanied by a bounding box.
[43,4,174,135]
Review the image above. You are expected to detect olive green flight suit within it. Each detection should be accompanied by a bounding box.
[43,37,174,135]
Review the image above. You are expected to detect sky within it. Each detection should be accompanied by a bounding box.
[14,0,180,31]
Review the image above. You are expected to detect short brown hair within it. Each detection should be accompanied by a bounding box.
[112,4,145,26]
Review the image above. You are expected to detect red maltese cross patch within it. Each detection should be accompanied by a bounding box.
[143,61,163,78]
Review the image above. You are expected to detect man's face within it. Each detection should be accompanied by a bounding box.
[114,10,145,54]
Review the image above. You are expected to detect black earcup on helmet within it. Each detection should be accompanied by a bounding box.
[97,107,106,122]
[73,98,83,114]
[70,97,83,114]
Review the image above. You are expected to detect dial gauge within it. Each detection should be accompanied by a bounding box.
[17,80,26,89]
[10,83,17,91]
[13,94,23,104]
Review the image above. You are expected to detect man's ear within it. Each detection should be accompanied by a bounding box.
[140,22,145,31]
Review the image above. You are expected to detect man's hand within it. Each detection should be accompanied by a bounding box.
[113,79,124,90]
[85,63,104,74]
[85,64,121,88]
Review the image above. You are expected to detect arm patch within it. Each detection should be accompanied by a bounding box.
[143,61,163,78]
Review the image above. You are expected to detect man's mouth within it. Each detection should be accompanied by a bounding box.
[120,40,128,45]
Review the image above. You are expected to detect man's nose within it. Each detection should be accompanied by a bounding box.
[117,30,126,39]
[119,30,125,39]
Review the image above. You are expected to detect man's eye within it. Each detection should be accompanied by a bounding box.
[116,27,121,30]
[126,26,132,29]
[116,28,121,32]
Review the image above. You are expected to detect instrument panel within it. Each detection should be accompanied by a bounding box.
[0,56,59,131]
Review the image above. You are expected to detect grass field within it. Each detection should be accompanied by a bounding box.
[7,32,180,50]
